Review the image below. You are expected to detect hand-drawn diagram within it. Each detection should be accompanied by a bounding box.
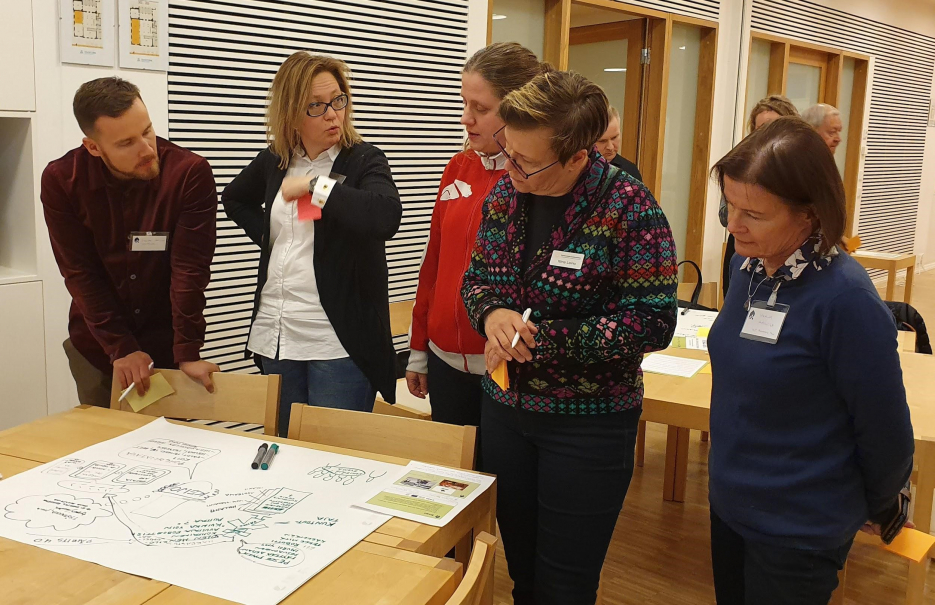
[308,463,388,486]
[0,418,403,605]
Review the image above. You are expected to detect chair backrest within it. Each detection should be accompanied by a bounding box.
[287,404,476,469]
[885,301,932,354]
[372,398,432,421]
[444,532,498,605]
[389,300,415,337]
[110,369,281,435]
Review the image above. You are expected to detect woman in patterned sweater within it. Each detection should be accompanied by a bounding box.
[461,71,678,604]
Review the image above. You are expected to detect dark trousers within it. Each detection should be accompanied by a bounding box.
[427,349,484,468]
[710,508,853,605]
[63,338,112,408]
[482,394,641,605]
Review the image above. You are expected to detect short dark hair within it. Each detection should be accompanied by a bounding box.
[73,77,142,136]
[712,116,846,254]
[499,71,608,164]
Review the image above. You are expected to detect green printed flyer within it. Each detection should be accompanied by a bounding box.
[360,462,495,527]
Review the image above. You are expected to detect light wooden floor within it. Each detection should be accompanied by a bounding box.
[492,268,935,604]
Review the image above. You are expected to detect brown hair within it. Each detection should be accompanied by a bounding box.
[463,42,550,100]
[73,77,142,136]
[748,95,798,134]
[712,116,845,254]
[499,71,609,164]
[267,52,363,169]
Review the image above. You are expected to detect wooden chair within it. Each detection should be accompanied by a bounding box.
[110,369,281,435]
[830,528,935,605]
[443,532,497,605]
[373,398,431,420]
[287,404,476,469]
[389,299,415,337]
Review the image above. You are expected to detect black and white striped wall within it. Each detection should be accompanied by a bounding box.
[167,0,471,372]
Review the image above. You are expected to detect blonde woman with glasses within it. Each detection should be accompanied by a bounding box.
[223,52,402,436]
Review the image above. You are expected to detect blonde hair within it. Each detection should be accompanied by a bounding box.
[747,94,798,134]
[608,105,620,123]
[499,71,608,164]
[267,52,363,169]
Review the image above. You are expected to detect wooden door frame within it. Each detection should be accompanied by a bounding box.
[568,20,645,162]
[748,31,870,237]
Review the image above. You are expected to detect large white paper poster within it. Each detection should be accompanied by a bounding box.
[0,419,405,605]
[118,0,168,70]
[60,0,115,67]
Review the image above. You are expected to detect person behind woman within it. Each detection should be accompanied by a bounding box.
[708,117,913,604]
[223,52,402,436]
[721,95,798,297]
[462,71,678,605]
[405,43,546,460]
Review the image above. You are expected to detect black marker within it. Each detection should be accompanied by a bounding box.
[251,443,269,469]
[260,443,280,470]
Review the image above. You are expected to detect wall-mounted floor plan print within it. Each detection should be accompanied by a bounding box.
[0,419,405,605]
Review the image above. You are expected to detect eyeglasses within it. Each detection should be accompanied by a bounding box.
[306,93,349,118]
[493,126,559,179]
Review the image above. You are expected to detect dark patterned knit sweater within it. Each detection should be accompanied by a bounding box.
[461,150,678,414]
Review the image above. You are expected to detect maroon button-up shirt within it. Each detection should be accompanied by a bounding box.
[40,137,217,374]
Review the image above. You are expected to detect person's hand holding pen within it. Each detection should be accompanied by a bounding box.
[484,308,537,370]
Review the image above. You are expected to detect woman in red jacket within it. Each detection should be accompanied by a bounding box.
[406,43,547,463]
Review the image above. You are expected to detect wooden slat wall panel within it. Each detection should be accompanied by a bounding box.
[168,0,468,371]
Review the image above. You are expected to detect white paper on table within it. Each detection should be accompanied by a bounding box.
[355,461,495,527]
[674,309,719,338]
[685,336,708,351]
[641,353,709,378]
[0,418,407,605]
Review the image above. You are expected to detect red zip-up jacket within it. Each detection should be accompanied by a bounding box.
[408,150,506,375]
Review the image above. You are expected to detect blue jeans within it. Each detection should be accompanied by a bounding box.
[259,355,375,436]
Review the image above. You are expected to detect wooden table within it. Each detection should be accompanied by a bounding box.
[852,250,916,303]
[0,406,484,605]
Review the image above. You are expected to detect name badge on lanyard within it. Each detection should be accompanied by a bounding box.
[129,231,169,252]
[741,279,789,345]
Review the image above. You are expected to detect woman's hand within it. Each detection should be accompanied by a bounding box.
[280,176,314,202]
[485,338,513,374]
[484,308,538,365]
[860,519,914,537]
[405,371,428,399]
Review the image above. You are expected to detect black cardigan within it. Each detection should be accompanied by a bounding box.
[221,142,402,403]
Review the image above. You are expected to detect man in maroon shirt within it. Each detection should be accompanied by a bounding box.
[41,77,219,406]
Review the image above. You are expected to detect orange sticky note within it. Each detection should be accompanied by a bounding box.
[491,360,509,390]
[296,193,322,222]
[699,363,712,374]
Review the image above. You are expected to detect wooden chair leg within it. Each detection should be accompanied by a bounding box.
[636,420,646,468]
[906,559,928,605]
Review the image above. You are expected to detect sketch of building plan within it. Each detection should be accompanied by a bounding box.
[0,418,407,605]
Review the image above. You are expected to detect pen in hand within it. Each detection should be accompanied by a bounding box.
[118,361,155,402]
[511,308,533,349]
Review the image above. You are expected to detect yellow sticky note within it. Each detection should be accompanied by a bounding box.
[699,363,712,374]
[697,327,710,337]
[126,373,176,413]
[491,360,510,391]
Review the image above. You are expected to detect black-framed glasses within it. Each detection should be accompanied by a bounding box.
[493,126,560,179]
[306,93,349,118]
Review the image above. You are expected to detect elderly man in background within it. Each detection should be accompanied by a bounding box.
[802,103,843,154]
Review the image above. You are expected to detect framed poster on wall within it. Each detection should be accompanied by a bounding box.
[59,0,115,67]
[118,0,168,71]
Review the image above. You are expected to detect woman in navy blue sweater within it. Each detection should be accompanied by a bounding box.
[707,117,914,604]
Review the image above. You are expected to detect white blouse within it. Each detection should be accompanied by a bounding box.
[247,145,348,361]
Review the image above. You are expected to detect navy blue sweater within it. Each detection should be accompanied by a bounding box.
[708,251,914,550]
